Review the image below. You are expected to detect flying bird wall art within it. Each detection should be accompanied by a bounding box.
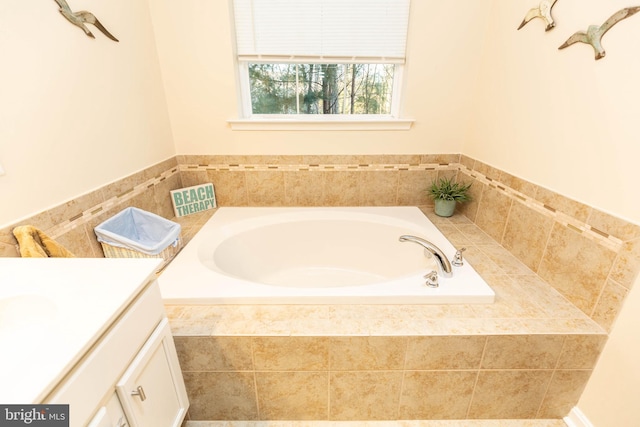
[558,6,640,60]
[54,0,119,42]
[518,0,558,31]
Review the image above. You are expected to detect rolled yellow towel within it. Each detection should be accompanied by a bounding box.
[12,225,75,258]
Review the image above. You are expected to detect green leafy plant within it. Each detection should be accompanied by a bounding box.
[428,177,472,202]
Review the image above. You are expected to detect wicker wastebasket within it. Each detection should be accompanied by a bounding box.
[94,207,182,269]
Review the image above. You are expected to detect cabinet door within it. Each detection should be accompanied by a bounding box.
[116,319,188,427]
[87,394,129,427]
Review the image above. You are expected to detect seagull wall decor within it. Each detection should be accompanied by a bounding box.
[518,0,558,32]
[558,6,640,60]
[54,0,119,42]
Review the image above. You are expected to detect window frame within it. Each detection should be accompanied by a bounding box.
[230,61,412,131]
[229,0,414,131]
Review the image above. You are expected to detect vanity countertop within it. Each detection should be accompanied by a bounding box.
[0,258,161,404]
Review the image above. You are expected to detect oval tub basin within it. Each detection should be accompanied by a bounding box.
[159,206,495,304]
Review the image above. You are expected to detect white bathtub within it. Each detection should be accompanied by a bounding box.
[158,207,495,304]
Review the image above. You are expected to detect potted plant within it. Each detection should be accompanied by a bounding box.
[428,177,472,217]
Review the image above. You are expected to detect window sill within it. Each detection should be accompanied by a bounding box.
[227,118,414,131]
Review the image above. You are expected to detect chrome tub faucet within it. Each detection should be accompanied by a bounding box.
[399,235,453,278]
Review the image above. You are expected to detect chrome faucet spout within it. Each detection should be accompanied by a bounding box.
[399,235,453,278]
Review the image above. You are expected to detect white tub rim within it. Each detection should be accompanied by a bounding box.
[158,206,495,304]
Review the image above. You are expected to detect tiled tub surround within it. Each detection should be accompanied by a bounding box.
[176,154,640,332]
[166,209,606,421]
[0,154,637,420]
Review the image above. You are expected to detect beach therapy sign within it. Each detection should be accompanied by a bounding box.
[170,183,217,217]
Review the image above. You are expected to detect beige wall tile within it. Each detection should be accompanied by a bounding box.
[587,209,640,241]
[256,371,328,420]
[207,170,248,206]
[48,189,106,225]
[538,224,617,315]
[468,370,553,419]
[610,239,640,290]
[174,337,254,371]
[55,224,97,257]
[379,154,423,164]
[404,336,485,369]
[457,180,483,222]
[535,187,592,223]
[397,170,436,206]
[252,337,329,371]
[0,241,19,257]
[436,169,458,183]
[590,279,629,332]
[537,370,592,418]
[499,172,539,199]
[454,223,497,245]
[322,171,359,206]
[181,155,215,165]
[399,370,477,419]
[284,171,324,206]
[472,161,501,182]
[144,157,178,181]
[329,371,403,420]
[246,171,285,206]
[478,244,537,276]
[129,185,158,215]
[179,170,207,188]
[502,202,554,272]
[182,372,258,420]
[168,319,215,336]
[482,335,565,369]
[513,275,587,319]
[2,211,55,244]
[459,154,475,170]
[154,173,184,218]
[422,153,460,164]
[302,154,359,165]
[461,247,505,276]
[474,186,513,243]
[358,171,398,206]
[433,224,472,248]
[329,337,406,370]
[557,335,607,369]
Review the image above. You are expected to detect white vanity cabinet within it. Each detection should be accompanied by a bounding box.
[116,319,188,427]
[36,259,189,427]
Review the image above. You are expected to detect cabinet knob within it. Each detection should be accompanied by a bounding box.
[131,385,147,402]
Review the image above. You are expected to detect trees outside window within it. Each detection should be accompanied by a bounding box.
[248,63,395,115]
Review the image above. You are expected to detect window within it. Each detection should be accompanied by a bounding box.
[230,0,413,129]
[248,63,395,115]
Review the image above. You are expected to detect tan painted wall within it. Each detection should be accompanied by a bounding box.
[146,0,492,155]
[2,1,640,422]
[577,274,640,426]
[0,1,174,227]
[470,2,640,425]
[467,0,640,224]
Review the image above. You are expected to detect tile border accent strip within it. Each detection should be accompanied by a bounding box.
[180,161,623,253]
[47,167,180,239]
[38,157,622,254]
[180,163,454,172]
[456,165,623,252]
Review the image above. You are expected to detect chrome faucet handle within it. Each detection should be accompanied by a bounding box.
[424,270,439,288]
[452,247,466,267]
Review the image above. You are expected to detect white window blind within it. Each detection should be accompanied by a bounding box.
[233,0,411,64]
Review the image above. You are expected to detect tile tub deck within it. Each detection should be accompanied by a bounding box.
[163,208,605,422]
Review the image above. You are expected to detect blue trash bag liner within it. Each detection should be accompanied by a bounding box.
[94,207,181,255]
